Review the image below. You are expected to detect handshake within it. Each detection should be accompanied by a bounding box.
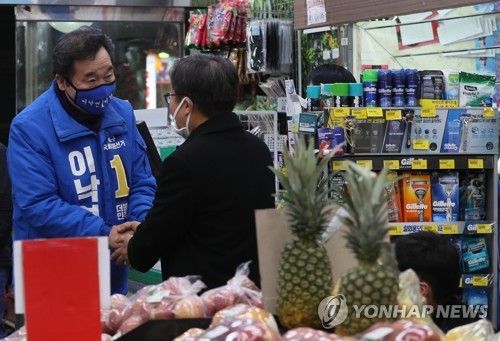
[109,221,141,267]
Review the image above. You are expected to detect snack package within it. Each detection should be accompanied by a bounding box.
[201,262,263,316]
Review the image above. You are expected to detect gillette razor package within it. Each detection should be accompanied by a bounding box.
[382,118,407,153]
[431,171,459,222]
[458,109,498,153]
[464,288,488,310]
[353,117,386,153]
[441,109,464,153]
[401,109,448,154]
[402,172,432,222]
[460,171,487,221]
[462,236,489,273]
[386,171,403,222]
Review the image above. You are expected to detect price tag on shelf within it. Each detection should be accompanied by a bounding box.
[423,225,439,233]
[385,110,402,120]
[413,140,429,150]
[389,225,403,235]
[476,224,492,234]
[366,108,383,117]
[442,224,458,234]
[439,159,455,169]
[472,276,489,287]
[332,160,348,171]
[333,108,350,117]
[384,160,400,170]
[421,107,437,117]
[468,159,484,169]
[483,107,495,117]
[351,109,367,119]
[356,160,373,169]
[411,159,427,170]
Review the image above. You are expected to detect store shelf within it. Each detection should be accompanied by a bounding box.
[332,154,495,171]
[388,221,494,236]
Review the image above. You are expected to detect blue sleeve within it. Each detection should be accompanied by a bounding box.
[0,144,12,246]
[126,118,157,222]
[8,122,109,238]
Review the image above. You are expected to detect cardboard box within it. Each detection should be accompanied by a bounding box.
[254,207,357,314]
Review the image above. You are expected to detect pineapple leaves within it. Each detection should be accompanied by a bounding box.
[269,136,340,245]
[335,161,393,264]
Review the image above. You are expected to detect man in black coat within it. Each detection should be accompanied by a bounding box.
[111,54,275,290]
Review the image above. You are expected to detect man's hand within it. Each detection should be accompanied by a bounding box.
[111,233,133,266]
[108,221,140,249]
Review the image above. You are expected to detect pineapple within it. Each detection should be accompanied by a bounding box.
[333,162,399,336]
[270,137,336,329]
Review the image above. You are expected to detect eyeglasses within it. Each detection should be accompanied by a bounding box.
[164,93,184,105]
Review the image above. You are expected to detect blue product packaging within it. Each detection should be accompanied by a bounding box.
[392,69,405,107]
[382,119,406,153]
[405,69,419,107]
[462,236,489,273]
[378,69,393,108]
[440,109,465,153]
[431,171,459,222]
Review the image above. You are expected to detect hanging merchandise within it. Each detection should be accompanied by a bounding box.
[185,1,249,50]
[459,72,496,107]
[247,20,267,73]
[262,19,293,74]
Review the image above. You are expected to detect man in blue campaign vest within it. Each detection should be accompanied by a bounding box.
[7,27,156,295]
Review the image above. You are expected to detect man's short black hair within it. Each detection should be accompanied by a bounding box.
[305,64,356,85]
[52,26,115,78]
[395,231,461,304]
[169,54,238,117]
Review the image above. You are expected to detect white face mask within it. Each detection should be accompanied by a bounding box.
[171,97,191,139]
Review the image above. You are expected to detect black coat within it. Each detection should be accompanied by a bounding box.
[128,112,275,289]
[0,144,12,268]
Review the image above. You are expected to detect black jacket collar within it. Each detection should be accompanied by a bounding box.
[185,112,243,141]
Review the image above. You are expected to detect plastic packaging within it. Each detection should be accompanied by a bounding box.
[378,69,393,107]
[247,20,267,73]
[306,85,321,111]
[459,72,495,107]
[443,70,460,100]
[363,69,378,107]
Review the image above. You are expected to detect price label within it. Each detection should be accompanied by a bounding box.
[332,161,348,170]
[366,108,383,117]
[423,225,439,233]
[442,224,458,234]
[439,159,455,169]
[477,224,492,234]
[386,110,402,120]
[333,108,350,117]
[384,160,400,170]
[412,159,427,170]
[483,107,495,117]
[389,225,403,235]
[413,140,429,150]
[472,276,489,287]
[468,159,484,169]
[421,107,437,117]
[352,109,367,119]
[356,160,373,169]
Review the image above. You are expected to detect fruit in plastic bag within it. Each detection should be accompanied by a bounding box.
[106,293,132,332]
[101,334,113,341]
[194,318,280,340]
[282,327,341,340]
[175,295,207,318]
[211,304,278,334]
[173,328,206,340]
[358,320,440,341]
[446,319,495,340]
[118,314,147,335]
